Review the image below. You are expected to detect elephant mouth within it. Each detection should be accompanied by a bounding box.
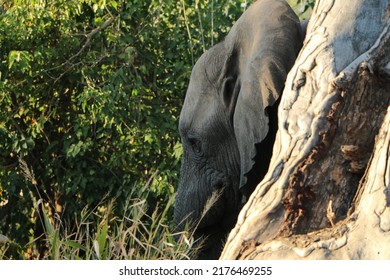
[195,182,227,229]
[174,178,241,258]
[194,212,238,259]
[196,219,234,241]
[197,180,240,230]
[194,183,240,257]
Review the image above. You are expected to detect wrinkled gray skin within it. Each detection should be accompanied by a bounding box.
[174,0,304,259]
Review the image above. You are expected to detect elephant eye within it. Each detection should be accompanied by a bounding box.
[188,138,202,154]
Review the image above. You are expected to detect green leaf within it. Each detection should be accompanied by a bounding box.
[92,3,99,13]
[51,230,60,260]
[96,221,109,260]
[63,241,87,252]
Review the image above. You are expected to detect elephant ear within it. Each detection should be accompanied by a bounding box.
[230,3,303,192]
[234,55,287,191]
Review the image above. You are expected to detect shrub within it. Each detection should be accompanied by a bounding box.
[0,0,252,259]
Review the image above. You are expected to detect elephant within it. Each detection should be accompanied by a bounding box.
[174,0,304,259]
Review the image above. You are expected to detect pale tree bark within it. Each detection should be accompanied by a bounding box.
[221,0,390,259]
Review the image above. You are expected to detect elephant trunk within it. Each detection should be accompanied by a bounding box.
[174,162,226,233]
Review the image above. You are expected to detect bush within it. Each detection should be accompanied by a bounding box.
[0,0,253,259]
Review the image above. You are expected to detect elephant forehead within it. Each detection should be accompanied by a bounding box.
[179,92,224,135]
[191,44,225,85]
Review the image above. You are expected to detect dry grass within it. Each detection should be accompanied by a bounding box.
[0,191,200,260]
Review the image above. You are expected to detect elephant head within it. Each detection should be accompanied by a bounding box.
[174,0,304,259]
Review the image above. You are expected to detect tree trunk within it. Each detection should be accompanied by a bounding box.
[221,0,390,260]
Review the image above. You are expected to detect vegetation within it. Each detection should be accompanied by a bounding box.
[0,0,314,259]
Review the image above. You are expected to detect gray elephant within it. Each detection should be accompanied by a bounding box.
[174,0,304,259]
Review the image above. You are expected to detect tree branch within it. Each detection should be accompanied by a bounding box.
[47,16,116,83]
[66,16,116,65]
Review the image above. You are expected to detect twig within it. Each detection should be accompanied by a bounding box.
[180,0,194,65]
[65,16,116,65]
[45,16,116,82]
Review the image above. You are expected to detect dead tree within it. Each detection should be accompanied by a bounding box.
[221,0,390,259]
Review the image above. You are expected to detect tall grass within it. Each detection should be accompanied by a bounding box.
[0,183,200,260]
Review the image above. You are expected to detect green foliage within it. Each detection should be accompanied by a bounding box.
[288,0,315,19]
[0,0,252,259]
